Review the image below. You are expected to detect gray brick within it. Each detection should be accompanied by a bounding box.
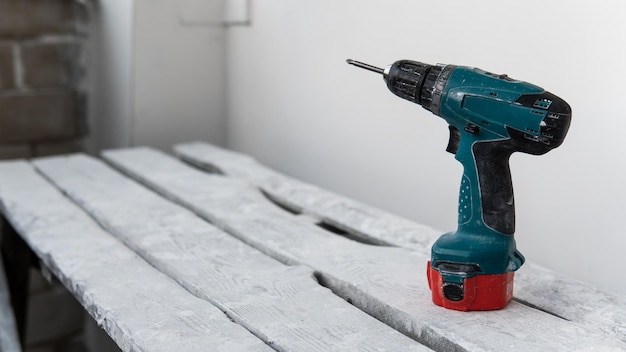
[26,333,87,352]
[84,313,121,352]
[33,139,82,157]
[26,283,84,346]
[0,0,75,39]
[0,91,80,143]
[25,345,55,352]
[0,143,31,159]
[57,334,88,352]
[0,43,14,90]
[22,43,79,88]
[29,268,52,295]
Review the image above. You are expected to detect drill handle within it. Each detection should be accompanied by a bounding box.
[432,132,524,276]
[456,134,516,235]
[471,140,516,234]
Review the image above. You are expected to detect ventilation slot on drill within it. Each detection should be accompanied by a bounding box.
[443,283,464,301]
[533,99,552,109]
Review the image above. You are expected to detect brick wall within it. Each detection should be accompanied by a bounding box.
[0,0,87,159]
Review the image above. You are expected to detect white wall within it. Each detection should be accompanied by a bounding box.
[132,0,226,150]
[226,0,626,293]
[88,0,135,151]
[89,0,226,152]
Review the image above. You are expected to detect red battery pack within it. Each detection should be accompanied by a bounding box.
[427,261,514,311]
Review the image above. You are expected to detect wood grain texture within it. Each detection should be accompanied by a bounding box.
[32,153,431,352]
[0,160,272,352]
[104,147,626,352]
[175,141,437,252]
[0,251,21,352]
[174,141,626,341]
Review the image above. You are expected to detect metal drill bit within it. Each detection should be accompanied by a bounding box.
[346,59,384,75]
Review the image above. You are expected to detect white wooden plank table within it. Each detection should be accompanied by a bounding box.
[0,161,273,352]
[32,153,427,352]
[174,141,626,340]
[104,145,626,351]
[1,143,624,352]
[0,156,429,351]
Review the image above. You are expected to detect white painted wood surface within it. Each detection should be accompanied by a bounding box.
[174,141,626,342]
[0,251,21,352]
[175,142,437,251]
[32,154,431,352]
[0,161,272,352]
[103,147,626,351]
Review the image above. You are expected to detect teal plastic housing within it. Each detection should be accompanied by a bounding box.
[430,66,550,281]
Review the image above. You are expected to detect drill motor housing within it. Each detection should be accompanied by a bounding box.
[351,59,572,310]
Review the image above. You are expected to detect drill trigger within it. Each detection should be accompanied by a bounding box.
[446,125,461,154]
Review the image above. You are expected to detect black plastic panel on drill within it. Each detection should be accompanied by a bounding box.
[473,140,517,234]
[474,91,572,234]
[511,91,572,154]
[385,60,432,104]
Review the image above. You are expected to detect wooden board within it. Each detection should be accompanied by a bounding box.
[0,251,21,352]
[0,160,273,352]
[174,141,626,341]
[104,147,626,351]
[32,154,431,352]
[175,142,437,252]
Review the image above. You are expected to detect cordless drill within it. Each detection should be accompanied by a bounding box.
[347,59,571,311]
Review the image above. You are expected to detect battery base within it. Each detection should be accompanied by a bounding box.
[427,261,514,311]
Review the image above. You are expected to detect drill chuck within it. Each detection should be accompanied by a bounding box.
[347,59,457,116]
[381,60,432,105]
